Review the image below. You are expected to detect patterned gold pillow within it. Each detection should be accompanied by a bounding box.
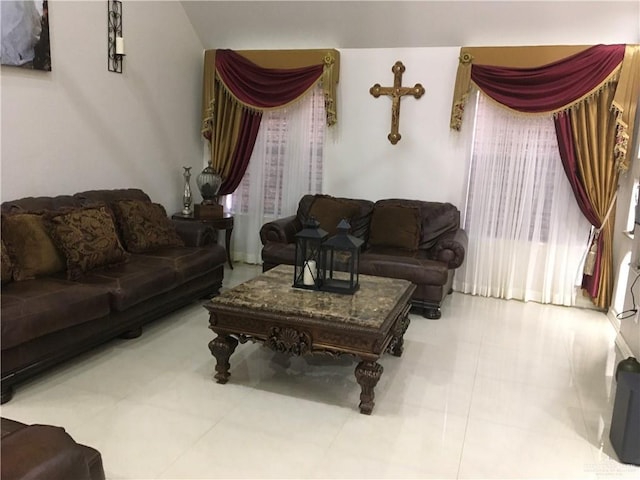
[1,213,65,280]
[1,240,13,284]
[48,206,129,280]
[112,200,184,253]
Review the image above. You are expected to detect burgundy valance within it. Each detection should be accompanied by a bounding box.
[202,48,339,139]
[215,49,324,110]
[200,48,339,198]
[471,44,625,114]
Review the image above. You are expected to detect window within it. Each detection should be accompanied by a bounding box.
[223,85,326,264]
[455,92,592,306]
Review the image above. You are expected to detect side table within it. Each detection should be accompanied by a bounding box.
[172,212,234,269]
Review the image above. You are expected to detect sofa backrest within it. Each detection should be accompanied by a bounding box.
[0,189,156,284]
[1,195,83,214]
[297,194,375,242]
[74,188,151,207]
[372,199,460,250]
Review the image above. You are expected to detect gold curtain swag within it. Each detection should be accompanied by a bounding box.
[201,48,340,141]
[570,86,620,309]
[449,44,640,173]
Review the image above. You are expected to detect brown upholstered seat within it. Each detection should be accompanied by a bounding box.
[1,417,105,480]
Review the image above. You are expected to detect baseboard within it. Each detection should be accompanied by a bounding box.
[607,307,636,359]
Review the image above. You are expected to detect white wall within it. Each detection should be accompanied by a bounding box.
[324,48,473,208]
[0,1,205,212]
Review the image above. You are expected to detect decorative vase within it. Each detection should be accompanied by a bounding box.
[196,165,222,205]
[182,166,193,215]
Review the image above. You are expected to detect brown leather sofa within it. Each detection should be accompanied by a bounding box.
[260,194,467,319]
[1,189,226,403]
[1,417,105,480]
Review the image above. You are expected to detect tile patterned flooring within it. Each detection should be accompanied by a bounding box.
[1,263,638,479]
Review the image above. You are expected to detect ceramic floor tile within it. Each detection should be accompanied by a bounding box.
[308,448,455,479]
[0,381,118,431]
[214,388,351,448]
[468,375,588,440]
[458,417,597,479]
[122,365,250,422]
[476,342,575,389]
[380,356,476,416]
[56,347,172,400]
[68,399,217,480]
[328,402,468,476]
[160,418,326,479]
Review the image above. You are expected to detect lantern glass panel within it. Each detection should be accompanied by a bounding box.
[320,219,363,294]
[293,218,328,290]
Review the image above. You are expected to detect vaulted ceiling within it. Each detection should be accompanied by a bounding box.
[180,1,640,50]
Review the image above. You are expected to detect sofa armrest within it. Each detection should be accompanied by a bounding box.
[428,228,467,269]
[171,220,216,247]
[1,424,93,480]
[260,215,301,245]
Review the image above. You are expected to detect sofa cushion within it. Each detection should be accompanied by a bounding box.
[112,200,184,253]
[48,205,129,280]
[0,278,112,349]
[77,255,178,312]
[1,240,14,284]
[308,195,360,236]
[361,249,449,285]
[2,213,65,280]
[137,244,226,283]
[369,205,420,251]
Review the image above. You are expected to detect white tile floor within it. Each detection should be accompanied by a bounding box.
[2,263,639,479]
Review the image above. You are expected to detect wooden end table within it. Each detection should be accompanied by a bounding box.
[172,212,234,269]
[205,265,416,414]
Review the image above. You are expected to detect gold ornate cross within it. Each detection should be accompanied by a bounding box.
[370,61,425,145]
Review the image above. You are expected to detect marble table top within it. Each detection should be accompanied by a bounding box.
[209,265,414,330]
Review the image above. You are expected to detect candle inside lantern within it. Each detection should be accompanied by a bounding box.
[115,37,125,55]
[303,260,316,286]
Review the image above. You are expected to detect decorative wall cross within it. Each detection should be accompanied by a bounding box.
[370,61,425,145]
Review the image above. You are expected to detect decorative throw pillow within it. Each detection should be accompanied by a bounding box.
[308,196,360,236]
[1,240,13,284]
[1,213,65,280]
[48,205,129,280]
[111,200,184,253]
[369,205,421,251]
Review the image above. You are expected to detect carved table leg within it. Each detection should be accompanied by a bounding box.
[208,335,238,384]
[387,313,411,357]
[355,360,383,415]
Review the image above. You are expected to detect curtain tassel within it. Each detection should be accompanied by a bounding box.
[583,190,618,277]
[583,236,598,276]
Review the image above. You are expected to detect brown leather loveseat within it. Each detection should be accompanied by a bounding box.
[260,194,467,319]
[1,417,105,480]
[1,189,226,403]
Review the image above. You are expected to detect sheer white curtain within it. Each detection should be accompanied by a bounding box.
[223,85,325,264]
[454,92,592,306]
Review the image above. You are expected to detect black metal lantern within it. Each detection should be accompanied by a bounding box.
[320,219,364,294]
[293,218,328,290]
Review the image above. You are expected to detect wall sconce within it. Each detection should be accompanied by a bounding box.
[107,0,125,73]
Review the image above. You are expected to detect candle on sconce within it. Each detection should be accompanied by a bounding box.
[302,260,317,286]
[115,37,125,55]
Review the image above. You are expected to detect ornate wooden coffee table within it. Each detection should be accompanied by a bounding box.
[205,265,415,414]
